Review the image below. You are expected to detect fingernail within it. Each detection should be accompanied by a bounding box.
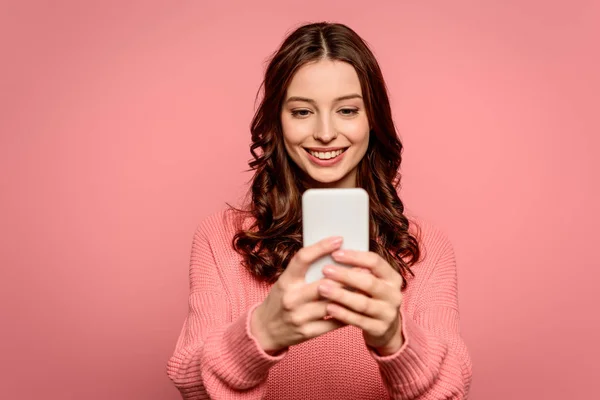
[318,284,332,295]
[332,250,345,258]
[323,266,337,275]
[329,237,343,247]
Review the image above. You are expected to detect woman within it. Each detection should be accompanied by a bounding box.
[167,22,472,399]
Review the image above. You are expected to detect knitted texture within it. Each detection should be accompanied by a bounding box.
[167,209,472,399]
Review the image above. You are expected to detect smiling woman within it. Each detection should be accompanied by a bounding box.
[167,22,472,400]
[281,60,369,188]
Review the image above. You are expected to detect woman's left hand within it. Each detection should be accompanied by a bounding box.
[318,249,405,356]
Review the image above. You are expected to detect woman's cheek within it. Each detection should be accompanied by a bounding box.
[341,120,369,142]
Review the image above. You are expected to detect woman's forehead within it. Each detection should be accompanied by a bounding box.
[286,59,363,102]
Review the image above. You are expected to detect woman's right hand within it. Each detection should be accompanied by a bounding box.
[250,236,348,354]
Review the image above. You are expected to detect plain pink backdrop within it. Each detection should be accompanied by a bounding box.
[1,0,599,399]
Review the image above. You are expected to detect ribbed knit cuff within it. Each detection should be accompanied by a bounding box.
[243,302,290,360]
[203,303,288,389]
[369,308,440,391]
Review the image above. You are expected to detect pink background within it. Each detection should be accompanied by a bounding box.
[1,1,598,398]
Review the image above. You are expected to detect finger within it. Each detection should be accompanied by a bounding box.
[287,300,334,325]
[318,282,393,321]
[323,265,400,302]
[301,318,347,338]
[347,268,373,296]
[331,250,402,285]
[325,303,386,337]
[282,279,344,311]
[285,236,343,281]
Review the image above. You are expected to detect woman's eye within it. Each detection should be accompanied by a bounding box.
[339,108,358,116]
[291,109,311,118]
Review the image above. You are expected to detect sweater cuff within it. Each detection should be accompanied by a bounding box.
[204,302,287,388]
[369,307,438,387]
[244,302,290,360]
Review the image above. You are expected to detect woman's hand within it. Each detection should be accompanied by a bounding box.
[251,237,348,355]
[317,250,405,356]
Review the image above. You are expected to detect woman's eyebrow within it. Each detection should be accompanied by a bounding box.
[285,94,363,104]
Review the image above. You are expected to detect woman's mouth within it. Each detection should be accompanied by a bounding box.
[306,148,345,160]
[303,147,348,166]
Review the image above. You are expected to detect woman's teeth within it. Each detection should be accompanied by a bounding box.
[308,149,344,160]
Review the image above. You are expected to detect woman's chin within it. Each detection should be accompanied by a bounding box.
[306,171,353,188]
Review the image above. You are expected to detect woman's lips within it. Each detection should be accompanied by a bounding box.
[304,148,347,167]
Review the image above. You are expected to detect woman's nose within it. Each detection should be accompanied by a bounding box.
[313,118,337,142]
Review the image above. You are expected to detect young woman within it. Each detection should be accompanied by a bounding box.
[167,22,472,399]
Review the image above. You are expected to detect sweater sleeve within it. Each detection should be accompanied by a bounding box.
[166,223,287,399]
[370,232,473,399]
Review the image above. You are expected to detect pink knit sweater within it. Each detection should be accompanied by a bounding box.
[167,209,472,399]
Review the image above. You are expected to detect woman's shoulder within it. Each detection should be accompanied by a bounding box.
[194,206,248,240]
[406,214,455,265]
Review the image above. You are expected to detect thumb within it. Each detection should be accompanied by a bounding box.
[287,236,343,281]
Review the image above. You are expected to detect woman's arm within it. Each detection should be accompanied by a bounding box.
[371,230,473,399]
[166,222,286,399]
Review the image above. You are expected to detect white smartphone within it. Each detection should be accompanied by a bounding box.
[302,188,370,284]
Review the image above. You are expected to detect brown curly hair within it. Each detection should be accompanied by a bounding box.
[229,22,421,289]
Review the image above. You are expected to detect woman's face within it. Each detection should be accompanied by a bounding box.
[281,59,370,188]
